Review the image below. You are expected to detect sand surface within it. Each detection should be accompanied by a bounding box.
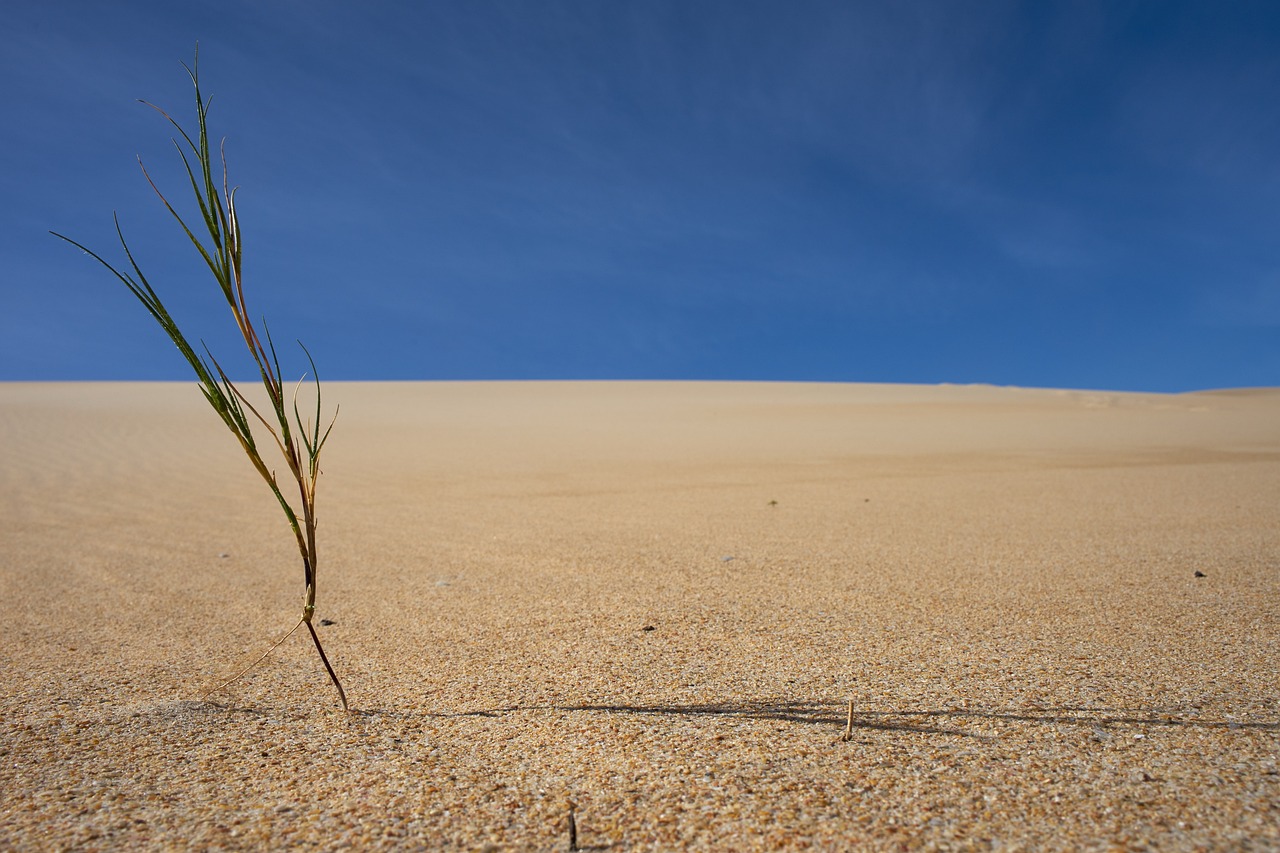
[2,380,1278,850]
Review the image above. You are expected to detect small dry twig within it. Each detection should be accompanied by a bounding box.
[839,698,855,742]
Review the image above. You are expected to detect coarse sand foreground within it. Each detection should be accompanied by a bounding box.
[2,380,1278,850]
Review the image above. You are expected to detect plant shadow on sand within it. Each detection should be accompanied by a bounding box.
[191,695,1280,741]
[427,699,1280,738]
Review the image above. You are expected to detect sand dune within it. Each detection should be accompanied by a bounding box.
[2,381,1278,849]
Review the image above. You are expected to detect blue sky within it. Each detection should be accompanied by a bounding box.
[5,1,1279,390]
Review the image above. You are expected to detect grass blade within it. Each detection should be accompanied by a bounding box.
[51,47,346,711]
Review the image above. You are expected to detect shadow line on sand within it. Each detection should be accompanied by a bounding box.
[439,698,1280,737]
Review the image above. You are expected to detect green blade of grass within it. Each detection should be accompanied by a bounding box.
[51,46,347,711]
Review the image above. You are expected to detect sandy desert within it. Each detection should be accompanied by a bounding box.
[2,380,1278,850]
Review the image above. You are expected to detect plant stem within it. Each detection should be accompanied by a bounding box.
[306,618,348,711]
[53,47,347,711]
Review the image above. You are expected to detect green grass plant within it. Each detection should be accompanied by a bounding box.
[52,49,348,711]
